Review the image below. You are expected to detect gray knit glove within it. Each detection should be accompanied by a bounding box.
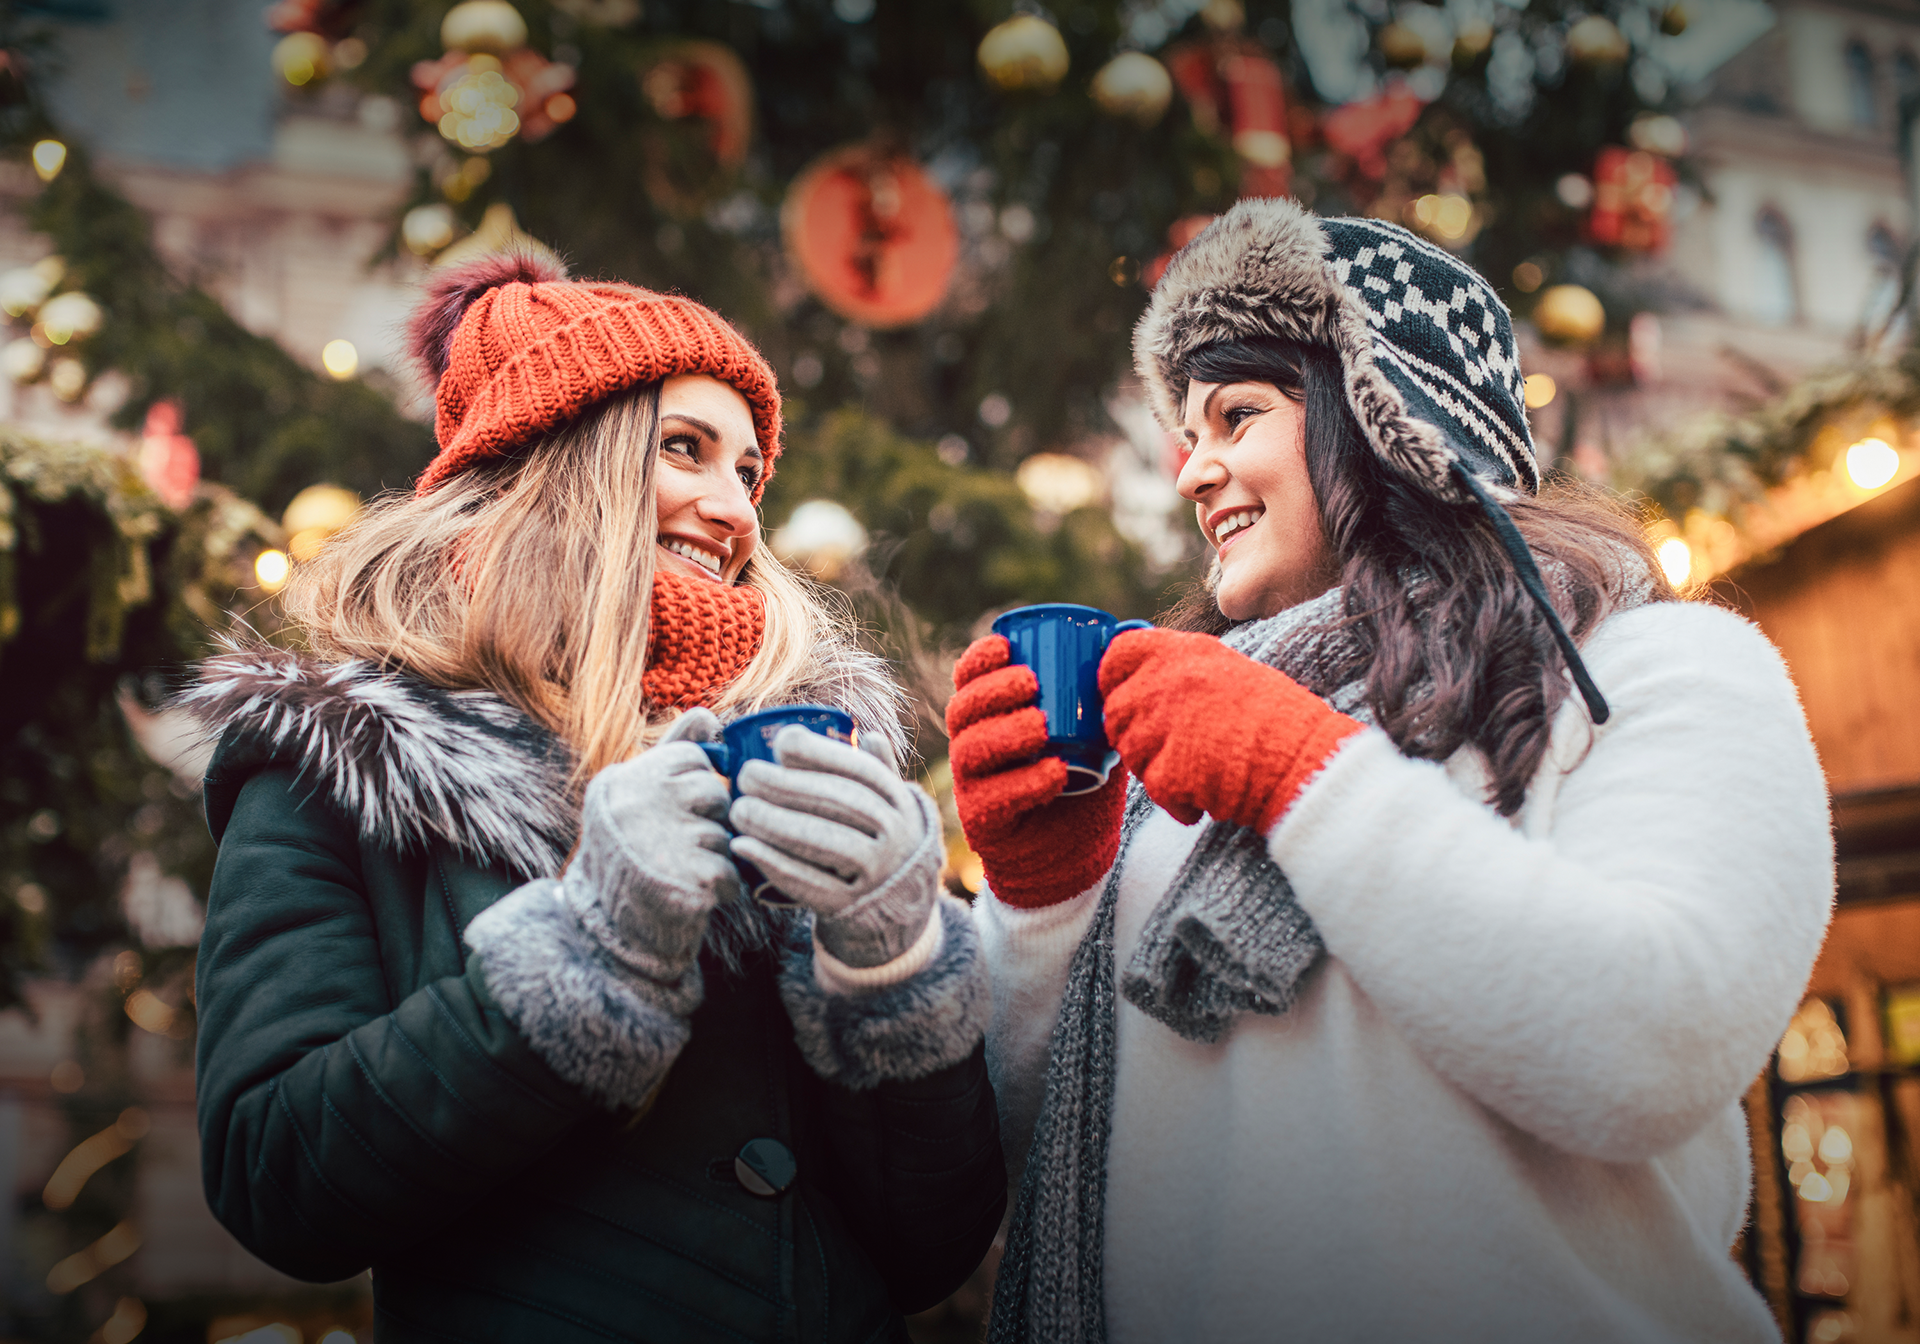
[729,726,942,968]
[561,709,744,985]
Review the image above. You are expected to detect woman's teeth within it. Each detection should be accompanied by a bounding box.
[1215,509,1264,544]
[663,539,723,574]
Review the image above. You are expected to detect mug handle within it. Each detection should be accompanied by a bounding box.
[1113,619,1153,636]
[698,741,734,776]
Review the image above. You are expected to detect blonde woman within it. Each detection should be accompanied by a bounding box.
[185,256,1003,1344]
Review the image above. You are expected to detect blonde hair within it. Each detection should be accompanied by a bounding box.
[284,384,888,787]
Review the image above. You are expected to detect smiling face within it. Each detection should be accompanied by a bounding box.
[654,373,763,585]
[1176,378,1334,621]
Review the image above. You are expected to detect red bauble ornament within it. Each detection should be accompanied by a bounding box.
[781,146,959,328]
[1320,86,1427,182]
[1587,146,1675,253]
[1166,38,1291,198]
[637,40,754,216]
[138,401,199,511]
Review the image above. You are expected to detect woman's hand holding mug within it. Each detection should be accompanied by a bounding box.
[561,707,744,987]
[728,727,944,968]
[946,634,1128,908]
[1098,629,1365,834]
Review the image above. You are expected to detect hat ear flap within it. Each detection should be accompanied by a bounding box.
[408,251,569,385]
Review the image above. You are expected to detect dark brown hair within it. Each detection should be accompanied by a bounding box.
[1164,338,1674,815]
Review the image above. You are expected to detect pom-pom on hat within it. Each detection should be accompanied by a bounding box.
[407,252,782,499]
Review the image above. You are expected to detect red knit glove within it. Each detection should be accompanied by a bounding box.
[946,635,1128,908]
[1099,629,1365,834]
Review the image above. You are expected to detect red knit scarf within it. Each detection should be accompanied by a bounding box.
[643,568,767,709]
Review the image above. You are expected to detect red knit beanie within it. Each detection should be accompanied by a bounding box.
[407,253,782,499]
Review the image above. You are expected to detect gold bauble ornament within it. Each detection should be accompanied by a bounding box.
[1565,15,1630,66]
[1533,284,1606,345]
[1378,22,1427,69]
[402,204,459,256]
[282,485,363,561]
[978,15,1070,93]
[271,32,330,87]
[1091,53,1173,125]
[1453,21,1493,66]
[442,1,529,55]
[1659,4,1689,37]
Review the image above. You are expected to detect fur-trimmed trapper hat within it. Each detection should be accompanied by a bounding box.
[1134,196,1536,503]
[1135,197,1613,725]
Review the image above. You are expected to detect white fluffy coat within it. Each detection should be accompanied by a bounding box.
[975,600,1833,1344]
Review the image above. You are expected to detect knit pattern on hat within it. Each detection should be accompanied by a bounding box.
[411,255,782,499]
[643,569,766,709]
[1133,196,1537,502]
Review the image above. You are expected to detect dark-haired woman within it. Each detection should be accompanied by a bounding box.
[951,199,1832,1344]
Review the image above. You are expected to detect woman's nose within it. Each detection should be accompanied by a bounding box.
[1176,441,1226,502]
[698,472,759,537]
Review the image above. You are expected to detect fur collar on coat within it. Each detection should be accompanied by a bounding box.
[179,643,911,879]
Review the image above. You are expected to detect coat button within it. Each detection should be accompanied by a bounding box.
[733,1138,796,1197]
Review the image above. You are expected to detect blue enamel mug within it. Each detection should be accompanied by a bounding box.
[991,604,1152,796]
[699,704,856,904]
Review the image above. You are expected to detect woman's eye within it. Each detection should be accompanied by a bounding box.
[738,465,762,490]
[664,434,699,459]
[1224,406,1258,430]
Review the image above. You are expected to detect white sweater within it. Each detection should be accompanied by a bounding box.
[974,601,1833,1344]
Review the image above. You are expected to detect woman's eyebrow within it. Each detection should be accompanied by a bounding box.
[663,412,760,461]
[661,412,720,440]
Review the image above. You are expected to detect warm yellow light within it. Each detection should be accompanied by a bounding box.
[321,339,359,380]
[42,1111,146,1211]
[255,549,291,590]
[1016,452,1103,513]
[99,1297,146,1344]
[31,139,67,182]
[1523,373,1557,409]
[1433,194,1473,239]
[1819,1125,1852,1164]
[44,1220,139,1294]
[1798,1170,1834,1202]
[1656,536,1692,587]
[1845,436,1899,490]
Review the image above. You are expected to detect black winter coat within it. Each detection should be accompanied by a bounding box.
[187,651,1005,1344]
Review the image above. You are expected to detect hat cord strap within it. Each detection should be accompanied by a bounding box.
[1449,463,1611,726]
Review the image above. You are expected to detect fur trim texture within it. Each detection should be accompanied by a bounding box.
[1134,197,1537,500]
[408,250,569,385]
[463,878,700,1109]
[778,896,992,1090]
[182,647,576,877]
[180,641,913,880]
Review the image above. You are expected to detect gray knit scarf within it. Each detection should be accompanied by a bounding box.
[986,586,1367,1344]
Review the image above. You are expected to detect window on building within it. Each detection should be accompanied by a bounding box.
[1755,210,1800,325]
[1847,41,1879,128]
[1865,224,1905,338]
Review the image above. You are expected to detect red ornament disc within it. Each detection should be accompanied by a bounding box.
[781,146,959,329]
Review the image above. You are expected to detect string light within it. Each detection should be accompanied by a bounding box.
[255,549,291,590]
[1656,536,1692,587]
[45,1220,140,1293]
[321,339,359,380]
[1523,373,1556,409]
[1845,436,1898,490]
[31,139,67,182]
[43,1109,148,1210]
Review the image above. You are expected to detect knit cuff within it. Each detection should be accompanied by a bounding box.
[465,879,702,1110]
[778,896,990,1090]
[1258,718,1373,837]
[813,903,943,995]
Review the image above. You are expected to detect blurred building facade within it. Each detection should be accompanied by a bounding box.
[1529,0,1920,470]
